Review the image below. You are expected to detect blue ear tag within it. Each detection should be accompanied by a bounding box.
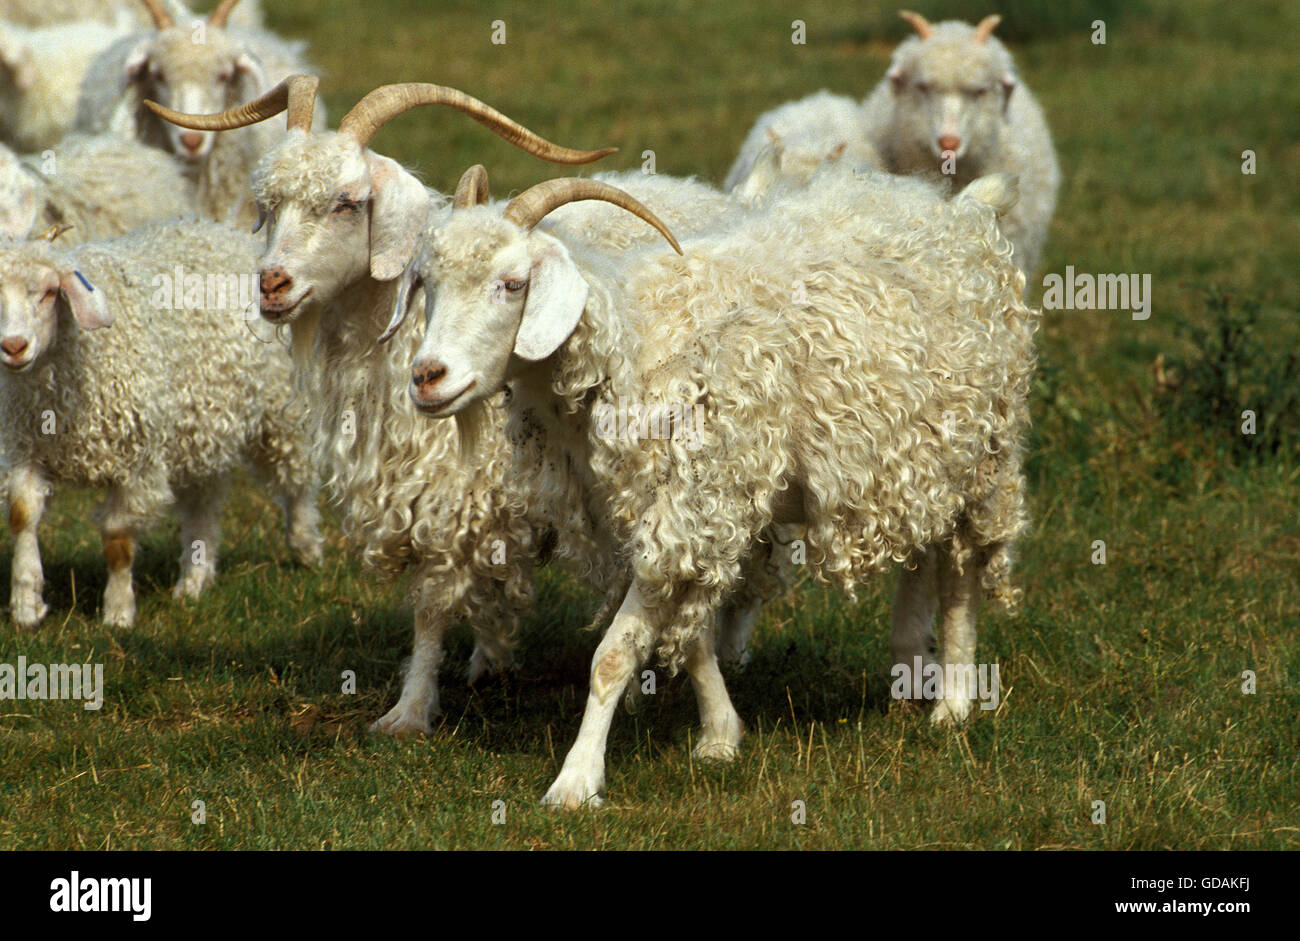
[74,271,94,292]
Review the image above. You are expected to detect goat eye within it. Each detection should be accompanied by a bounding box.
[969,86,988,97]
[915,81,931,94]
[504,279,528,293]
[332,196,362,215]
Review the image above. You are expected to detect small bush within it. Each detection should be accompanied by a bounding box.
[1154,289,1299,466]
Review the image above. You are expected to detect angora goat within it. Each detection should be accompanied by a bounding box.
[0,220,321,629]
[146,76,618,733]
[861,10,1060,275]
[396,163,1038,808]
[75,0,322,228]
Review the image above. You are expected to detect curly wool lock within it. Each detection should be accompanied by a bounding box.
[0,219,320,628]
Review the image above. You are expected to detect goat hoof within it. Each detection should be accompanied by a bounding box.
[541,771,605,810]
[371,706,433,737]
[11,597,48,631]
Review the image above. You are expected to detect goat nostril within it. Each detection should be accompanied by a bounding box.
[938,135,961,153]
[1,336,28,357]
[260,267,291,299]
[412,361,448,393]
[180,132,203,153]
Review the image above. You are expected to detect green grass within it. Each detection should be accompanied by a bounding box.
[1,0,1297,849]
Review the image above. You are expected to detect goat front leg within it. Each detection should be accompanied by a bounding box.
[542,582,657,810]
[8,465,50,630]
[686,628,743,760]
[930,545,979,725]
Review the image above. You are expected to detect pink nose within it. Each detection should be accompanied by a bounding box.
[938,134,961,154]
[260,266,291,302]
[180,132,204,154]
[1,335,27,357]
[411,360,447,400]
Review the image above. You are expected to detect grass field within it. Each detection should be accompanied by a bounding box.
[1,0,1296,849]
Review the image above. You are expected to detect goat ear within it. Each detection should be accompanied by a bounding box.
[1000,73,1017,112]
[232,52,265,99]
[0,30,35,90]
[122,39,151,83]
[514,238,587,362]
[59,270,113,331]
[887,66,906,94]
[379,263,422,343]
[365,152,429,282]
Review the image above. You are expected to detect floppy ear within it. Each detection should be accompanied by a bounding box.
[0,30,35,90]
[366,152,430,282]
[513,237,588,362]
[232,52,266,101]
[1000,72,1017,113]
[59,269,113,330]
[122,38,152,84]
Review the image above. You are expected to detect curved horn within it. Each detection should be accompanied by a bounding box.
[209,0,243,28]
[898,9,933,39]
[453,165,490,209]
[974,14,1002,42]
[145,74,320,132]
[138,0,175,29]
[40,223,74,243]
[337,83,616,164]
[502,178,681,254]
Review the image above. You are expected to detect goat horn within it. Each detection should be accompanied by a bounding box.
[144,74,320,132]
[337,83,616,163]
[974,14,1002,42]
[898,10,933,39]
[453,165,490,209]
[40,223,74,242]
[138,0,174,29]
[209,0,242,29]
[502,178,681,254]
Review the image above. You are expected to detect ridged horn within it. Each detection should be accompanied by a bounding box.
[138,0,174,29]
[974,14,1002,43]
[453,165,490,209]
[336,83,616,163]
[502,178,682,254]
[898,9,933,39]
[144,74,320,132]
[209,0,242,28]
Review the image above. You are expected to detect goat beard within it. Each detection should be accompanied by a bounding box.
[454,398,489,465]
